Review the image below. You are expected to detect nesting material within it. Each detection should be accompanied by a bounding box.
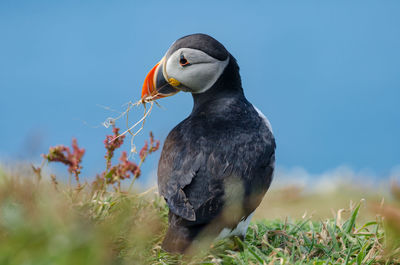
[102,92,163,156]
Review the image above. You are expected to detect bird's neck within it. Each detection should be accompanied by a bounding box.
[191,54,245,114]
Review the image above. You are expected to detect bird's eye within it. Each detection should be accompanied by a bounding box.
[179,54,190,67]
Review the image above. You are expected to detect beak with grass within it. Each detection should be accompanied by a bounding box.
[142,34,276,254]
[141,57,180,102]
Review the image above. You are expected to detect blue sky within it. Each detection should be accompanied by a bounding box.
[0,1,399,182]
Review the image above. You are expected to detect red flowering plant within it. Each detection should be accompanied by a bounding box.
[42,138,85,189]
[104,127,125,170]
[42,126,160,193]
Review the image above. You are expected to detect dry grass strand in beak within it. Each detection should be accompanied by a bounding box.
[102,97,159,157]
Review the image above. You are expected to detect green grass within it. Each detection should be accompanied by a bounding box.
[152,204,387,264]
[0,166,399,265]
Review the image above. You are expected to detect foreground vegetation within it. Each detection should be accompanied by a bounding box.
[1,169,399,265]
[0,129,399,264]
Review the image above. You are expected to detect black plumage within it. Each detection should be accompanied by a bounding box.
[157,34,276,253]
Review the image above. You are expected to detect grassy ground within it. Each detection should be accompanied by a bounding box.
[255,184,388,222]
[1,131,398,264]
[0,165,399,265]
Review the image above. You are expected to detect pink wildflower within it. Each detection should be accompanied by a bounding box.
[43,138,85,185]
[104,127,125,169]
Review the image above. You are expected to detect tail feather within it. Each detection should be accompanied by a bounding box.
[161,225,192,253]
[162,211,224,253]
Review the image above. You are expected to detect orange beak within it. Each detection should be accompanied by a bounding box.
[141,58,180,102]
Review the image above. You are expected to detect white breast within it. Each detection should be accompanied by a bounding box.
[216,212,254,239]
[252,105,273,133]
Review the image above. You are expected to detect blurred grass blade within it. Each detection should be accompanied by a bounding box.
[345,202,361,234]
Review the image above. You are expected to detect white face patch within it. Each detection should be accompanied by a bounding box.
[165,48,229,94]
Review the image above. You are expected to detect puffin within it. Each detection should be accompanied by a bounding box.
[141,33,276,253]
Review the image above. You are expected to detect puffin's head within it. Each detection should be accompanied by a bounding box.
[141,33,231,101]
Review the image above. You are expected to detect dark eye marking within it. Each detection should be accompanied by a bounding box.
[179,54,190,67]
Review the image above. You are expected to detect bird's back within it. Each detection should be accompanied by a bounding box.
[158,96,275,252]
